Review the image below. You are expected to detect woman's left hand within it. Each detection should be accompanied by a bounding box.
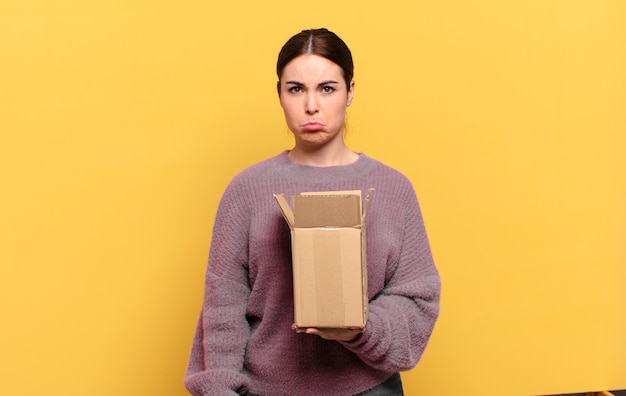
[296,327,363,342]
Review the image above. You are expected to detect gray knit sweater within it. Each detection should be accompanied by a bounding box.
[184,151,440,396]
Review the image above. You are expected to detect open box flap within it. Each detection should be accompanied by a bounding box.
[293,193,362,228]
[273,193,294,228]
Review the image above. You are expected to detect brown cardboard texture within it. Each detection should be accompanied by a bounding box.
[274,189,374,329]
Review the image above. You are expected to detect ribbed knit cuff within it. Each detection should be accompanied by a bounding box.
[184,369,249,396]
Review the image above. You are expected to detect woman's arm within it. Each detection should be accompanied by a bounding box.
[340,188,441,372]
[184,181,252,396]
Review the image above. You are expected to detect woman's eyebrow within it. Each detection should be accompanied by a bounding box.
[285,80,340,86]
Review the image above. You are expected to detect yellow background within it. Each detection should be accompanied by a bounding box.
[1,1,625,395]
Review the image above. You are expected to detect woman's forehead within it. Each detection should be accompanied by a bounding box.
[281,54,343,82]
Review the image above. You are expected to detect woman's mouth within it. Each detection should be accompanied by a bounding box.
[301,122,324,131]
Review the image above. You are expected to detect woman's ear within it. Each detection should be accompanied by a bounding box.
[347,80,355,106]
[277,81,281,97]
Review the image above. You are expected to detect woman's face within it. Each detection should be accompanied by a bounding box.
[279,54,354,150]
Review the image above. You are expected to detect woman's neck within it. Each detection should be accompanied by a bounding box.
[288,143,359,167]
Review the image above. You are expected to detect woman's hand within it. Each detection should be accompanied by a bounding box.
[294,326,363,342]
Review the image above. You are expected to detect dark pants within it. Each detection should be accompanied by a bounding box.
[355,373,404,396]
[242,372,403,396]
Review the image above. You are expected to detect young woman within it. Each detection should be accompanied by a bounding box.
[184,28,440,396]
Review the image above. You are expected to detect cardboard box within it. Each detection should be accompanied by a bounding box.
[274,189,374,329]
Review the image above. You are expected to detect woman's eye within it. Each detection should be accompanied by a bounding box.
[322,86,335,93]
[289,86,302,93]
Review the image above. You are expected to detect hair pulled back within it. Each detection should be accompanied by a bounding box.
[276,28,354,93]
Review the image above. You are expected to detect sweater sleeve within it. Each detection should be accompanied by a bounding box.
[184,181,252,396]
[341,185,441,372]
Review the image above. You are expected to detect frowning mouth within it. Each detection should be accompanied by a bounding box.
[301,122,324,131]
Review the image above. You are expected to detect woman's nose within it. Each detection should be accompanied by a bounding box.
[305,94,319,114]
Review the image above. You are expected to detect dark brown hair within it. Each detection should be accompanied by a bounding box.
[276,28,354,94]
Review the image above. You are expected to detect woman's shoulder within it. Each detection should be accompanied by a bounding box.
[230,151,289,182]
[362,154,415,187]
[216,152,288,206]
